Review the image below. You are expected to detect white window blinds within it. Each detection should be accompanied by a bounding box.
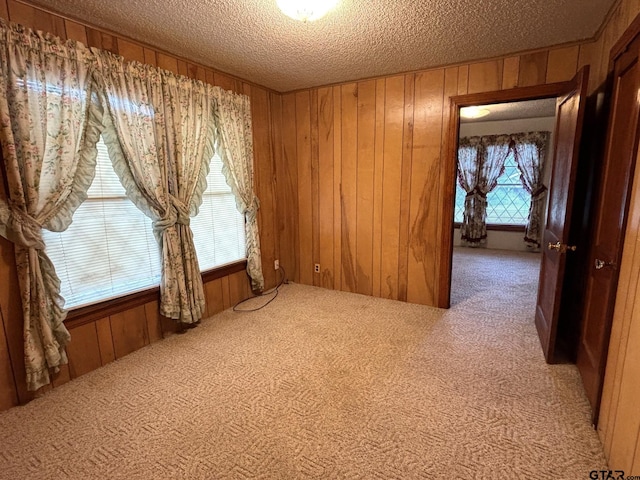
[191,154,246,271]
[43,139,162,308]
[43,139,246,309]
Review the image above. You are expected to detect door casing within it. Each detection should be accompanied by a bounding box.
[439,81,585,309]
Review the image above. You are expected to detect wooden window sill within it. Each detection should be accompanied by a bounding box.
[453,223,526,232]
[64,260,247,329]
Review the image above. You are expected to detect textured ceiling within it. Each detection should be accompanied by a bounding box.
[27,0,615,92]
[461,98,557,123]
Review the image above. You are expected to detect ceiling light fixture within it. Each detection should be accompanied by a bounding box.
[276,0,339,22]
[460,106,491,119]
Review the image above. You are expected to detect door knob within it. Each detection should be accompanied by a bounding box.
[595,259,615,270]
[547,242,577,253]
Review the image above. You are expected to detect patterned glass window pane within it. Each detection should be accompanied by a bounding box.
[455,149,531,225]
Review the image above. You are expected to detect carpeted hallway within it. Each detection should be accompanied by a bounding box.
[0,249,606,479]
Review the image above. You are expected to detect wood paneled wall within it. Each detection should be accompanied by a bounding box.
[274,44,591,306]
[0,0,279,411]
[595,0,640,475]
[2,5,640,474]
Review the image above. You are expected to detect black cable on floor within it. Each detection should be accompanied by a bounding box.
[233,266,287,312]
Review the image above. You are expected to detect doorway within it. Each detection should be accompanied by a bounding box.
[450,98,557,307]
[439,69,589,365]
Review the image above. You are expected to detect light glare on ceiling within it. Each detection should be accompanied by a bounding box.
[276,0,339,22]
[460,106,491,119]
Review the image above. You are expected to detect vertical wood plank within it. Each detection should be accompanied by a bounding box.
[157,53,179,74]
[407,69,445,306]
[0,0,8,21]
[85,28,117,53]
[109,305,149,359]
[50,364,70,388]
[205,69,215,86]
[608,290,640,472]
[371,78,386,298]
[204,278,225,316]
[144,301,163,343]
[518,51,549,87]
[177,61,189,77]
[296,91,313,285]
[214,72,237,92]
[0,241,31,404]
[34,10,65,38]
[6,0,36,29]
[355,79,376,296]
[117,39,145,63]
[332,86,343,291]
[66,323,102,379]
[310,89,321,287]
[457,65,469,95]
[0,306,18,410]
[317,87,335,289]
[63,20,87,44]
[468,60,503,94]
[143,48,157,67]
[221,276,231,310]
[546,46,580,83]
[599,147,640,464]
[397,74,415,302]
[380,76,405,299]
[502,56,520,89]
[0,152,18,411]
[434,67,459,306]
[186,63,198,79]
[270,91,283,280]
[279,93,299,281]
[578,42,595,93]
[340,83,358,293]
[95,317,115,365]
[633,434,640,474]
[599,231,639,458]
[250,87,277,289]
[228,271,250,307]
[196,66,207,82]
[624,0,640,30]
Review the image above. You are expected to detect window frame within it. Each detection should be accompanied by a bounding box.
[64,260,247,329]
[51,141,248,324]
[454,149,532,228]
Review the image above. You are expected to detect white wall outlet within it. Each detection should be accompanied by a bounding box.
[314,263,320,273]
[274,259,280,270]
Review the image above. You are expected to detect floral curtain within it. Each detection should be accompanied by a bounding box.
[457,135,512,245]
[212,87,264,291]
[95,51,213,324]
[160,74,217,321]
[0,20,103,390]
[457,136,482,243]
[512,131,550,248]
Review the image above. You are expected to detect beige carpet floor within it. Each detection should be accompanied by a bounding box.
[0,249,606,479]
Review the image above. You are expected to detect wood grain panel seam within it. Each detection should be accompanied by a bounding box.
[608,263,640,456]
[398,74,415,301]
[0,304,18,404]
[281,39,591,95]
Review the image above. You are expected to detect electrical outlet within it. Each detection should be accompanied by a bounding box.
[314,263,320,273]
[274,259,280,270]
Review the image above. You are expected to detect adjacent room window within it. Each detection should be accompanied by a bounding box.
[454,150,531,225]
[43,139,245,309]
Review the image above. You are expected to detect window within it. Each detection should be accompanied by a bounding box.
[454,150,531,225]
[43,139,245,309]
[190,154,246,271]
